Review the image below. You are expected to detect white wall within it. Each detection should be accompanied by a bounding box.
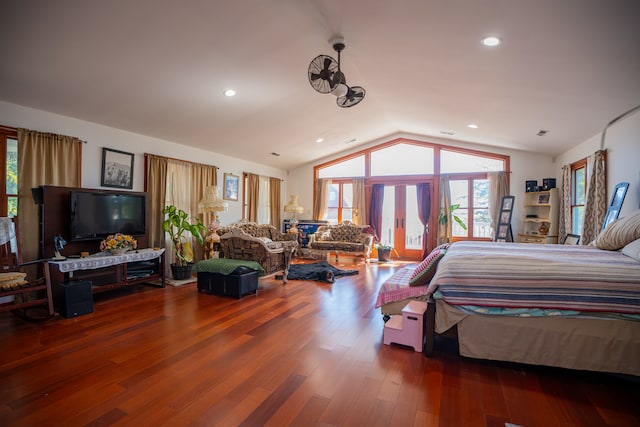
[0,101,287,226]
[287,132,558,236]
[556,109,640,218]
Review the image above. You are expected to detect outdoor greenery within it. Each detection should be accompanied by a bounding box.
[7,142,18,217]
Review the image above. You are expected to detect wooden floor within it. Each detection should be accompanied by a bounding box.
[1,259,639,427]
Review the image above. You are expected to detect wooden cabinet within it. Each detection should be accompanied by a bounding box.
[518,188,559,244]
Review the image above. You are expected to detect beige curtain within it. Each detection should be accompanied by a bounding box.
[145,154,167,249]
[581,150,607,244]
[190,162,217,261]
[246,173,259,222]
[17,129,81,263]
[437,175,452,245]
[488,171,509,238]
[165,160,192,269]
[313,178,330,221]
[558,165,572,243]
[352,177,367,225]
[269,177,281,228]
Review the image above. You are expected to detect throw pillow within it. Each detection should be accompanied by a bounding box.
[594,209,640,250]
[409,248,446,287]
[621,238,640,262]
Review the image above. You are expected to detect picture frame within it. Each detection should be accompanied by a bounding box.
[601,182,629,232]
[101,148,134,189]
[500,211,511,224]
[501,195,514,211]
[223,173,239,201]
[497,225,508,238]
[563,234,581,245]
[537,193,550,204]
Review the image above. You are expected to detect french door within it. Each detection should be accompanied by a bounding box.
[379,182,433,259]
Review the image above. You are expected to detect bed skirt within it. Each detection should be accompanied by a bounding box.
[435,299,640,377]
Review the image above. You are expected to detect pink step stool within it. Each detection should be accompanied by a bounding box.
[383,300,428,352]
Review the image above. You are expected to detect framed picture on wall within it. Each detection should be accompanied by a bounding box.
[101,148,134,189]
[223,173,239,201]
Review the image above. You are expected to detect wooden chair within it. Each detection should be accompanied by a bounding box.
[0,217,54,318]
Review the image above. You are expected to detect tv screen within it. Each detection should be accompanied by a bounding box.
[70,191,146,240]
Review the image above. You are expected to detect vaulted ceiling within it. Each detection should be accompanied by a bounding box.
[2,0,639,169]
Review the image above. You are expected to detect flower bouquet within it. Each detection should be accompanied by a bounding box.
[100,233,137,255]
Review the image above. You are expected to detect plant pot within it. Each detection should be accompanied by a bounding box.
[378,248,392,262]
[171,263,193,280]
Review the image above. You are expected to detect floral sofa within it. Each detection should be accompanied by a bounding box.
[216,221,298,282]
[308,221,375,262]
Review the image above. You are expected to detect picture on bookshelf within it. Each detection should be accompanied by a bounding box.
[537,193,550,204]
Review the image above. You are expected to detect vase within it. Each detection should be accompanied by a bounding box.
[111,248,129,256]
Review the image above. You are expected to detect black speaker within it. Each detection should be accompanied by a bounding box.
[31,187,43,204]
[60,281,93,318]
[542,178,556,190]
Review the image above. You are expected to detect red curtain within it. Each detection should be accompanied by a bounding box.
[368,184,384,242]
[417,182,431,259]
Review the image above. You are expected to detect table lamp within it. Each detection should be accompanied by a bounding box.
[198,186,228,238]
[283,195,304,234]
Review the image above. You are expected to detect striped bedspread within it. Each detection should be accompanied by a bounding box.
[426,241,640,314]
[374,266,425,307]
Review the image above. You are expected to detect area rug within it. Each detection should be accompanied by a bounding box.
[286,261,358,283]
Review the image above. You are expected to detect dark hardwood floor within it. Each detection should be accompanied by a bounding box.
[1,259,639,427]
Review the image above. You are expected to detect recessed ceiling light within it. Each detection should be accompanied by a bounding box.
[467,124,479,129]
[316,138,324,143]
[223,89,236,97]
[481,36,501,47]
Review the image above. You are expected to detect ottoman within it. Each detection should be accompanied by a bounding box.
[195,259,263,299]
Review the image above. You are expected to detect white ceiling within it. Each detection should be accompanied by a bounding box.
[2,0,639,170]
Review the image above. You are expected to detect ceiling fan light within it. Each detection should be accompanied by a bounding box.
[331,83,348,97]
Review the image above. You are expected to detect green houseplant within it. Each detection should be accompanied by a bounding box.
[162,205,207,279]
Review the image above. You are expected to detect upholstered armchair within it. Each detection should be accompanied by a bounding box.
[217,222,298,282]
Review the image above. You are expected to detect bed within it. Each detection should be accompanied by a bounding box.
[376,234,640,376]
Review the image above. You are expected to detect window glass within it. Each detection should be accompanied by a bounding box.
[370,143,434,176]
[441,150,504,173]
[449,180,468,237]
[318,156,365,179]
[473,180,491,238]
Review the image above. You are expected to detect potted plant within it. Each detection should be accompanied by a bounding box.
[162,205,207,279]
[375,243,399,262]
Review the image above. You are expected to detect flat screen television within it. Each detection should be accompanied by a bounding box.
[70,190,147,240]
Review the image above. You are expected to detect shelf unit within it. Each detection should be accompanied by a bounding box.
[518,188,559,244]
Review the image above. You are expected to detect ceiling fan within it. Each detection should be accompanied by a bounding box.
[308,39,366,108]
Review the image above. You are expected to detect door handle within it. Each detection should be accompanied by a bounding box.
[402,219,405,228]
[395,218,398,228]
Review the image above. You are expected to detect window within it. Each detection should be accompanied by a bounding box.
[441,149,505,173]
[449,178,491,239]
[318,155,364,179]
[571,159,587,234]
[0,127,18,217]
[326,181,352,224]
[370,143,434,176]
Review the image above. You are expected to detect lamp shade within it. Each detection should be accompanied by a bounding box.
[283,195,304,216]
[198,186,228,214]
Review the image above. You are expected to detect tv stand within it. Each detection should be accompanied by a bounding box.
[48,250,165,309]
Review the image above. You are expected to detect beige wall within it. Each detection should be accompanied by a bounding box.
[0,100,287,226]
[555,109,640,218]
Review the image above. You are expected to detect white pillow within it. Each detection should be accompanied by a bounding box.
[594,209,640,250]
[621,238,640,262]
